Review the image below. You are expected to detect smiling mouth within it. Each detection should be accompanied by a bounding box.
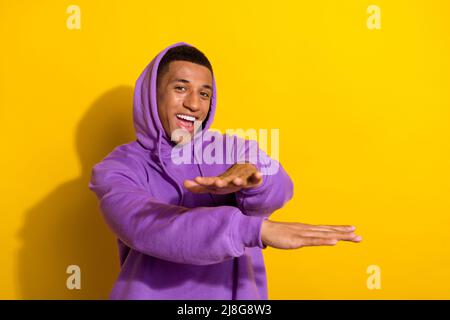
[175,113,197,133]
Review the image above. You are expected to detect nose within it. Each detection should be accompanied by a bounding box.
[183,91,200,112]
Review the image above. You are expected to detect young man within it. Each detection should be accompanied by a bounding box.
[89,42,361,300]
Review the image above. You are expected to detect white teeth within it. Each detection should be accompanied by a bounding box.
[176,114,196,122]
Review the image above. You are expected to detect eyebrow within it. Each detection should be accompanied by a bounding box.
[172,78,212,91]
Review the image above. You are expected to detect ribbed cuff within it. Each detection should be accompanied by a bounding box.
[231,212,267,252]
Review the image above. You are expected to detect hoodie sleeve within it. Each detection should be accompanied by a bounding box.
[234,138,294,218]
[88,151,267,266]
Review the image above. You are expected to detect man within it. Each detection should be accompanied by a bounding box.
[89,42,361,299]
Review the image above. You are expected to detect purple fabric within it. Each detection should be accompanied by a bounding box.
[88,42,294,300]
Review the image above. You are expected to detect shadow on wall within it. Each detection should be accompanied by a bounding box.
[17,86,135,299]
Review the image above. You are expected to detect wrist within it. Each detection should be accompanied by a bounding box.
[261,219,273,247]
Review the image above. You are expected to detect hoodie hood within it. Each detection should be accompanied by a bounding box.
[133,42,217,154]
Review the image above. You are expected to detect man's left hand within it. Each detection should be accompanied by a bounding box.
[183,163,263,194]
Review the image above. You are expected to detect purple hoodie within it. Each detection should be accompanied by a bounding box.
[88,42,294,300]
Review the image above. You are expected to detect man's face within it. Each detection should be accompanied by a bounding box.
[157,60,213,143]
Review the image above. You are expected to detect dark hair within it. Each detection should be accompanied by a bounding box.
[157,45,213,83]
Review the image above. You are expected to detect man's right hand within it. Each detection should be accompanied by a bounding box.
[261,220,362,249]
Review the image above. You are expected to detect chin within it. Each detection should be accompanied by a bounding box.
[169,126,193,145]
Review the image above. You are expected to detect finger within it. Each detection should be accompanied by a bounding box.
[316,225,356,232]
[184,179,199,188]
[232,177,243,186]
[298,237,338,247]
[194,176,218,186]
[239,173,262,189]
[276,221,340,232]
[214,178,227,188]
[227,172,250,187]
[221,175,239,185]
[183,180,211,193]
[300,230,360,241]
[273,221,357,233]
[248,171,263,184]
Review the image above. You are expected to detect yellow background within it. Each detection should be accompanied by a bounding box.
[1,0,449,299]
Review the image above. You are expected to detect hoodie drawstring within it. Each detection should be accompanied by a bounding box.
[157,132,185,206]
[193,136,217,206]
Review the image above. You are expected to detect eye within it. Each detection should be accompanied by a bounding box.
[175,86,186,92]
[200,92,210,98]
